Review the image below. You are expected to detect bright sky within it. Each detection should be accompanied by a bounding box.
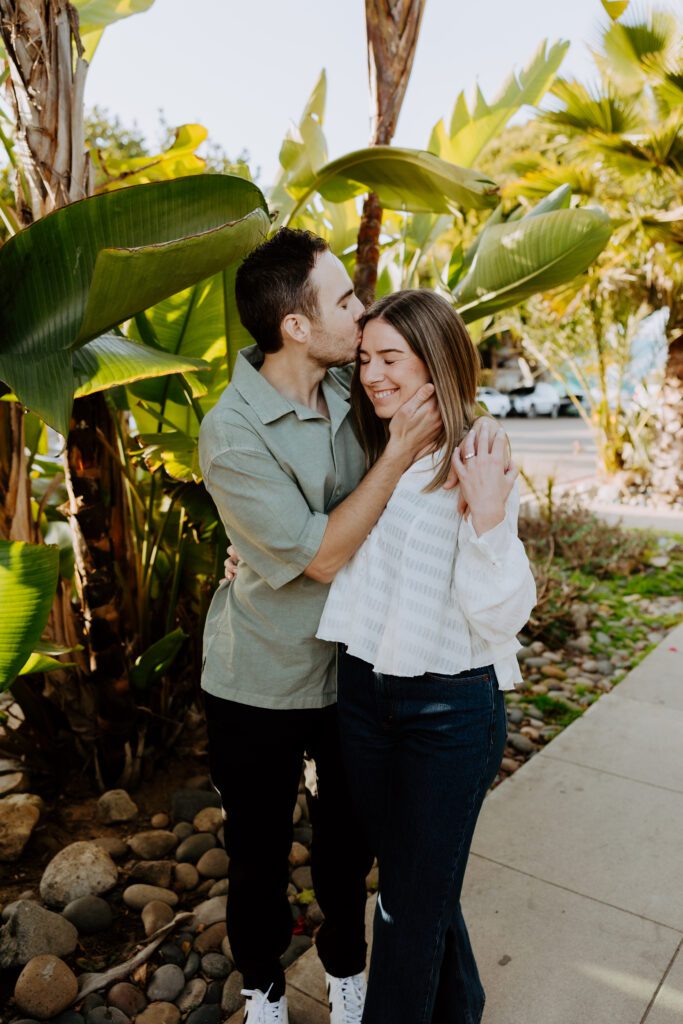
[86,0,608,187]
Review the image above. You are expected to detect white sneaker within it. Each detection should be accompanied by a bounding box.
[325,972,367,1024]
[241,986,289,1024]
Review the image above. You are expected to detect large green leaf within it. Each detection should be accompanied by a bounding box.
[130,628,187,689]
[73,0,157,62]
[72,334,210,398]
[0,541,59,688]
[428,40,569,168]
[286,147,498,222]
[0,175,270,436]
[454,205,612,322]
[270,71,329,225]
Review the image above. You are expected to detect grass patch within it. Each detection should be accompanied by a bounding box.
[526,694,584,727]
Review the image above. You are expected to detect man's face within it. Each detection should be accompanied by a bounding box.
[307,250,365,367]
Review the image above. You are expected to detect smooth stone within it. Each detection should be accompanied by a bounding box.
[508,733,536,754]
[128,831,178,860]
[14,954,78,1019]
[135,1004,181,1024]
[595,660,615,675]
[220,972,245,1016]
[288,842,309,867]
[200,984,222,1005]
[208,878,229,898]
[141,901,175,937]
[86,1008,130,1024]
[175,833,216,864]
[53,1013,84,1024]
[182,950,201,979]
[193,921,226,954]
[62,895,112,935]
[151,813,170,829]
[0,900,78,967]
[292,802,302,825]
[280,934,312,969]
[129,861,174,889]
[158,941,185,966]
[172,822,194,841]
[196,848,228,879]
[220,934,233,962]
[507,707,524,725]
[187,1007,221,1024]
[81,995,106,1012]
[171,789,220,824]
[290,866,313,890]
[524,656,550,668]
[40,842,118,908]
[123,885,178,911]
[192,807,223,834]
[107,982,148,1017]
[305,901,324,927]
[0,801,40,860]
[97,789,138,824]
[191,895,227,928]
[196,878,214,894]
[200,953,230,979]
[92,837,128,860]
[147,964,185,1002]
[0,771,30,796]
[174,863,199,891]
[541,665,567,679]
[293,824,312,846]
[175,979,207,1014]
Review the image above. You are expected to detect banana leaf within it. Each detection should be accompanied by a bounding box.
[73,0,157,63]
[72,334,210,398]
[454,205,613,322]
[93,124,207,193]
[0,174,270,436]
[0,540,59,688]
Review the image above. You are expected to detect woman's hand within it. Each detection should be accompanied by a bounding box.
[223,544,241,583]
[452,420,519,536]
[444,415,511,509]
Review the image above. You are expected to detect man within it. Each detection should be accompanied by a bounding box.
[199,228,481,1024]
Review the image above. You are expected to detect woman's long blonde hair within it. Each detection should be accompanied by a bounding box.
[351,289,480,492]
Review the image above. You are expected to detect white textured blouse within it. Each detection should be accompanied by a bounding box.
[316,452,536,688]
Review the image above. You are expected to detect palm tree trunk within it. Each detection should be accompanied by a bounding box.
[650,336,683,503]
[353,0,427,306]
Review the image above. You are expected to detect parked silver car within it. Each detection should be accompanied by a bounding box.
[476,387,511,418]
[510,383,561,418]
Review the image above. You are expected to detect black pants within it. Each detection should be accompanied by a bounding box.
[203,691,373,996]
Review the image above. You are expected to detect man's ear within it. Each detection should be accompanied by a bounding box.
[281,312,311,345]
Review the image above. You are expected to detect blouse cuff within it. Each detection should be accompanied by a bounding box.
[462,515,514,568]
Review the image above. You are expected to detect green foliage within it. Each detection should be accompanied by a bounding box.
[528,694,583,727]
[0,541,59,687]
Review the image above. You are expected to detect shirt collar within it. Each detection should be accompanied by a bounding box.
[231,344,351,430]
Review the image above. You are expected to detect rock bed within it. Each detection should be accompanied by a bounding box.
[0,780,339,1024]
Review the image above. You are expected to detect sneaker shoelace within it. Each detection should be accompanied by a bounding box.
[241,987,284,1023]
[336,975,365,1023]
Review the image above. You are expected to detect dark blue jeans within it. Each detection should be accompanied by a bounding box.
[337,650,507,1024]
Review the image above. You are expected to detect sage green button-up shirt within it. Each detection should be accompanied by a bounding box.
[198,345,366,709]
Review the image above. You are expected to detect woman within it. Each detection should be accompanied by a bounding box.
[315,290,536,1024]
[225,289,535,1023]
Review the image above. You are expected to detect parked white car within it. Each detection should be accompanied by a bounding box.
[510,383,561,418]
[476,387,511,418]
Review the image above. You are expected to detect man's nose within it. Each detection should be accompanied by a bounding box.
[352,294,365,320]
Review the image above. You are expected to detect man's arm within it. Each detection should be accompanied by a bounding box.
[304,383,441,583]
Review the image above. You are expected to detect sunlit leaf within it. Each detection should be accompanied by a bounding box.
[0,540,59,688]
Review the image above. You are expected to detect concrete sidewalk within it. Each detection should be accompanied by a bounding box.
[230,622,683,1023]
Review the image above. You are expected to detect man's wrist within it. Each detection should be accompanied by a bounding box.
[383,437,414,474]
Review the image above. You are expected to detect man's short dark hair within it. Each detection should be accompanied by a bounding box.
[235,228,330,354]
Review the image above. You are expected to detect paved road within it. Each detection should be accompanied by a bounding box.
[501,415,597,493]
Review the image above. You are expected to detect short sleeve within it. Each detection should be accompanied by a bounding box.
[205,448,328,590]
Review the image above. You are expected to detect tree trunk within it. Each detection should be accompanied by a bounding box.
[0,401,36,542]
[649,336,683,504]
[353,0,427,305]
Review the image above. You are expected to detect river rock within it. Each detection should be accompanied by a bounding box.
[174,863,199,891]
[128,831,178,860]
[158,941,184,966]
[201,953,230,979]
[53,1013,84,1024]
[123,885,178,912]
[183,950,201,979]
[220,972,245,1016]
[0,900,78,967]
[187,1008,221,1024]
[92,836,128,860]
[190,895,227,928]
[147,964,185,1002]
[175,833,216,864]
[192,807,223,834]
[136,1004,180,1024]
[86,1008,130,1024]
[0,801,40,861]
[14,954,78,1019]
[62,895,112,935]
[193,921,226,954]
[151,813,170,829]
[129,860,174,888]
[97,789,138,824]
[171,789,220,824]
[176,979,207,1014]
[290,866,313,890]
[141,900,175,936]
[40,842,118,908]
[288,842,309,867]
[508,734,536,754]
[196,848,229,879]
[208,879,229,898]
[107,982,148,1017]
[172,822,194,841]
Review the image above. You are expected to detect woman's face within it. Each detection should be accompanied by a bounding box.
[358,318,431,419]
